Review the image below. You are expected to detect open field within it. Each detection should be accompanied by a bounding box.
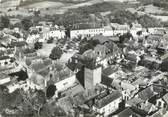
[151,15,168,22]
[22,1,65,9]
[0,0,139,16]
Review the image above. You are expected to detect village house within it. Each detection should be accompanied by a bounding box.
[70,23,131,39]
[92,90,123,116]
[25,58,52,90]
[82,39,121,69]
[28,25,66,43]
[130,22,143,38]
[0,56,12,66]
[70,27,108,39]
[126,97,158,116]
[14,47,37,61]
[44,25,66,39]
[70,22,129,39]
[148,28,166,35]
[9,41,27,49]
[110,23,130,35]
[26,33,40,44]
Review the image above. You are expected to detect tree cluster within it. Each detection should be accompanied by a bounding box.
[21,18,33,31]
[34,42,43,50]
[0,16,10,30]
[110,10,162,28]
[49,46,63,60]
[79,38,100,54]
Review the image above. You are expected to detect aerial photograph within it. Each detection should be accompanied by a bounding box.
[0,0,168,117]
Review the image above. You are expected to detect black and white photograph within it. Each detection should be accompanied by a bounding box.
[0,0,168,117]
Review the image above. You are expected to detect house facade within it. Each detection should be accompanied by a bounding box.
[92,90,122,116]
[0,74,11,85]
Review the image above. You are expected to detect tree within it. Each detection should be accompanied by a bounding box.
[26,59,32,66]
[46,85,56,99]
[34,42,43,50]
[34,10,41,17]
[137,15,161,28]
[111,10,137,25]
[31,90,46,116]
[49,46,63,60]
[47,37,54,43]
[0,16,10,30]
[79,38,100,54]
[21,18,33,31]
[160,60,168,72]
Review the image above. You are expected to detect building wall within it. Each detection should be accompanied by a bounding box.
[70,28,115,39]
[84,67,102,90]
[55,75,76,92]
[70,28,129,39]
[93,97,122,116]
[48,30,66,39]
[0,77,10,85]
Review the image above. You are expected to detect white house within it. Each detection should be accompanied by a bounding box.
[26,34,40,43]
[92,90,122,116]
[28,25,66,43]
[70,23,130,39]
[46,26,66,39]
[0,56,11,66]
[37,25,66,40]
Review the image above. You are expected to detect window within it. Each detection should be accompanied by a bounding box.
[97,52,100,55]
[103,108,105,112]
[158,101,161,107]
[126,96,129,101]
[50,74,53,78]
[164,103,167,108]
[4,62,8,65]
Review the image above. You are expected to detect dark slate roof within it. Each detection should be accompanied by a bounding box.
[126,98,144,107]
[0,56,10,60]
[92,35,110,44]
[94,90,122,109]
[125,53,137,62]
[10,41,27,47]
[117,108,143,117]
[101,74,113,87]
[138,87,155,101]
[23,48,36,54]
[66,58,84,72]
[109,36,120,42]
[102,66,118,76]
